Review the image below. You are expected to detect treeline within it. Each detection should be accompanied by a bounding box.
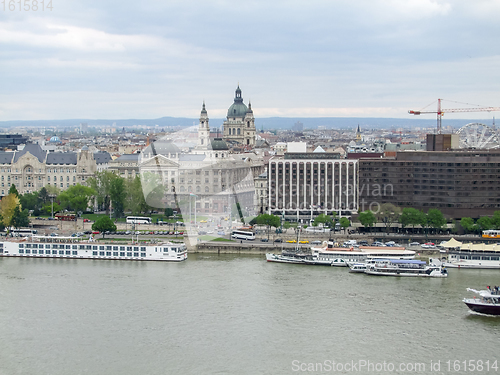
[357,203,500,234]
[16,171,172,219]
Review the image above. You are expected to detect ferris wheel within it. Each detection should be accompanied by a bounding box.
[456,123,500,149]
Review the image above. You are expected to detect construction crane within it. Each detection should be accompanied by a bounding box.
[408,98,500,134]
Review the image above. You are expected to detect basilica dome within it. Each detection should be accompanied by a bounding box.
[226,85,248,118]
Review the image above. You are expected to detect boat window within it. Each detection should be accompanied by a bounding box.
[134,252,139,257]
[99,251,105,256]
[127,252,132,257]
[72,251,77,255]
[19,249,24,254]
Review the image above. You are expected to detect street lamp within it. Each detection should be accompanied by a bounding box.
[48,194,56,219]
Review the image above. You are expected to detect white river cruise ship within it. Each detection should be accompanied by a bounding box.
[0,236,187,262]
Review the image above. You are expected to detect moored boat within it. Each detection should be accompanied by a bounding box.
[310,241,415,267]
[443,243,500,269]
[364,258,448,277]
[0,235,188,262]
[348,262,367,273]
[463,287,500,315]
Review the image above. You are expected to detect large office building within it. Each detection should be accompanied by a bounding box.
[269,146,359,220]
[358,150,500,218]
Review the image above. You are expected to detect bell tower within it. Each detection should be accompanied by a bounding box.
[198,101,210,149]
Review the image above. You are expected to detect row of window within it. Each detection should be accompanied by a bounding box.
[21,243,147,251]
[18,249,147,257]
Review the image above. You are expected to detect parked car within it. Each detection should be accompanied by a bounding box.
[299,240,309,244]
[217,231,225,236]
[311,240,322,245]
[198,231,207,235]
[261,238,269,242]
[274,238,283,243]
[371,242,386,247]
[358,240,369,246]
[286,240,297,243]
[409,242,420,246]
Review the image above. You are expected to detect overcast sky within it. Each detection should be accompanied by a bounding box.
[1,0,500,121]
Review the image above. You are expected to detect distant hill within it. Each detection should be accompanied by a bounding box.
[0,116,494,130]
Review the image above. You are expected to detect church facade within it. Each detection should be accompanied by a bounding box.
[222,86,256,147]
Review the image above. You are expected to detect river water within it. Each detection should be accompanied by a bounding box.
[0,254,499,375]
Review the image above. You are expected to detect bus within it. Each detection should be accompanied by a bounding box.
[231,230,256,241]
[126,216,152,224]
[482,230,500,238]
[55,213,76,221]
[10,228,38,237]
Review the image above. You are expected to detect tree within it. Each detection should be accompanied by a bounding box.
[8,184,19,198]
[92,216,117,238]
[477,216,493,231]
[255,214,280,240]
[38,187,50,206]
[20,191,39,211]
[376,203,401,233]
[492,211,500,229]
[358,210,376,228]
[400,208,425,229]
[164,207,174,217]
[0,193,20,230]
[11,206,30,228]
[58,184,96,213]
[313,213,333,228]
[109,177,126,218]
[125,176,148,215]
[339,217,350,232]
[426,209,446,232]
[460,217,476,234]
[140,172,164,213]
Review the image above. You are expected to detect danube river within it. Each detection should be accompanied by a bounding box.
[1,254,499,375]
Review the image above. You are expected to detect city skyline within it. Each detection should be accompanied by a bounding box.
[1,1,500,121]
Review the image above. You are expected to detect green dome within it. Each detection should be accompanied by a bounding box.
[227,85,248,118]
[227,102,248,118]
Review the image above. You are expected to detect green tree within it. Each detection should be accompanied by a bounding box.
[20,191,39,211]
[38,187,50,206]
[164,207,174,217]
[426,209,446,232]
[140,172,164,212]
[58,184,96,213]
[358,210,376,228]
[313,213,333,227]
[87,171,116,213]
[92,216,117,238]
[255,214,280,240]
[8,184,19,198]
[125,176,148,215]
[109,177,126,218]
[11,206,30,228]
[460,217,477,234]
[400,208,425,229]
[339,217,350,232]
[376,203,401,233]
[492,211,500,229]
[477,216,493,231]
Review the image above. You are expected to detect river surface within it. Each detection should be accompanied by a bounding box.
[1,254,499,375]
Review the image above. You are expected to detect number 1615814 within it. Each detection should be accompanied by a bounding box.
[2,0,53,11]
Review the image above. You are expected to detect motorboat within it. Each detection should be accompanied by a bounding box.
[463,287,500,315]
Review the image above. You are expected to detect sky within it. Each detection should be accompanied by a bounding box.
[1,0,500,121]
